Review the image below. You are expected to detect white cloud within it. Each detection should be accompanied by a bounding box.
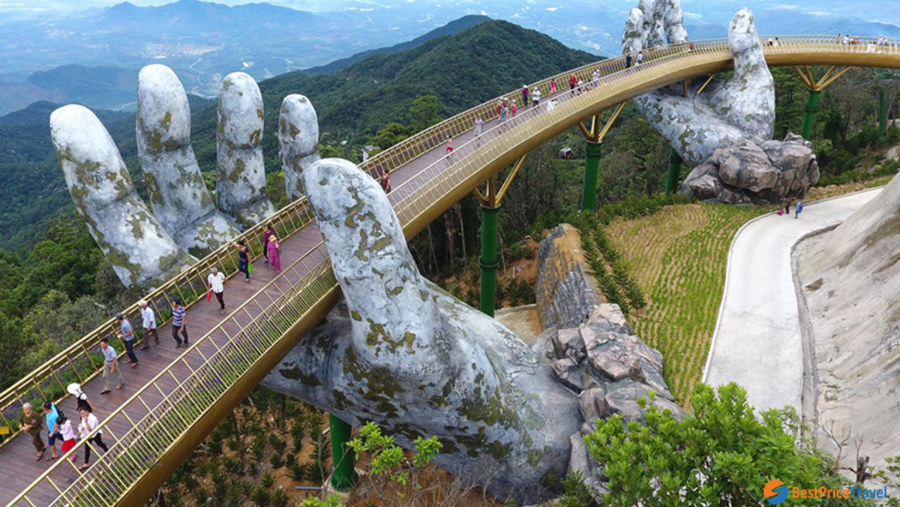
[766,4,798,10]
[545,6,560,12]
[682,11,702,19]
[805,10,832,16]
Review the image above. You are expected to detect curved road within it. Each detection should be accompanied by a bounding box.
[702,188,882,415]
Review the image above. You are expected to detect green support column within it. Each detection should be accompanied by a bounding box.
[665,149,682,196]
[580,141,603,212]
[329,414,357,491]
[479,206,500,317]
[800,90,821,140]
[879,87,888,135]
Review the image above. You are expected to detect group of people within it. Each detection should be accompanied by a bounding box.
[777,200,804,218]
[20,392,108,471]
[624,50,644,68]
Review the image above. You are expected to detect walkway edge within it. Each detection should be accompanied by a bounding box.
[701,187,884,387]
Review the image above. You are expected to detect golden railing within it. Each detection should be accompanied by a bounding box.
[8,36,900,506]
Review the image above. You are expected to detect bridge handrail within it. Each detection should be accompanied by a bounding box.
[10,239,336,506]
[6,35,900,504]
[0,191,318,447]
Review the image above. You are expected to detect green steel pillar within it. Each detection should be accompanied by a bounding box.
[329,415,357,491]
[800,90,821,140]
[879,87,888,135]
[580,141,603,212]
[665,149,682,196]
[479,206,500,317]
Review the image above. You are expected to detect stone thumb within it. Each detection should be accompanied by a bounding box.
[303,158,439,362]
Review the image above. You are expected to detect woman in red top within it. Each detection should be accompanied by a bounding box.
[569,75,578,92]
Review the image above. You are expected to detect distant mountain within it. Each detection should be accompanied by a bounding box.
[25,66,138,112]
[305,15,492,75]
[0,17,596,255]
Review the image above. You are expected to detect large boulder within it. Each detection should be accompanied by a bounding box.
[682,133,819,204]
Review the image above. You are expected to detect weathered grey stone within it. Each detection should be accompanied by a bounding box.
[531,325,557,359]
[536,224,602,329]
[551,357,585,392]
[278,94,321,202]
[50,105,196,288]
[216,72,276,228]
[586,304,633,335]
[578,387,611,423]
[681,133,819,204]
[136,64,240,256]
[261,158,581,503]
[624,5,774,166]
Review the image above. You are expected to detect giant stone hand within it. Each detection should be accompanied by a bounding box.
[50,64,320,287]
[623,1,775,165]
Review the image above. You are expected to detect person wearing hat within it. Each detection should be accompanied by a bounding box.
[521,85,529,106]
[139,300,158,350]
[207,267,227,315]
[267,235,282,273]
[115,312,138,368]
[171,298,188,348]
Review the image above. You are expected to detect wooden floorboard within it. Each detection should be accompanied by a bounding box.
[0,86,588,506]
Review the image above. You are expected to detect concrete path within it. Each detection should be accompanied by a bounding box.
[702,188,881,415]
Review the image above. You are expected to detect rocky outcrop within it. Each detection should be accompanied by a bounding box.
[278,94,321,202]
[216,72,276,228]
[535,224,603,329]
[136,64,240,257]
[796,174,900,483]
[682,133,820,204]
[50,105,196,288]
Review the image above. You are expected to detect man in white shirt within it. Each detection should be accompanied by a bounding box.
[139,300,158,350]
[78,407,108,470]
[207,267,227,315]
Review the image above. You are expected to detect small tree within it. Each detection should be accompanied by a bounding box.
[408,95,441,132]
[585,383,878,506]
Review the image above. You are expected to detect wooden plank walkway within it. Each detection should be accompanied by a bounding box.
[0,84,587,506]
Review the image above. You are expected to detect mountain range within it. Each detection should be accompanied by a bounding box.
[1,0,899,116]
[0,19,596,254]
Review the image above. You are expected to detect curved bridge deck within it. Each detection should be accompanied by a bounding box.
[2,36,899,506]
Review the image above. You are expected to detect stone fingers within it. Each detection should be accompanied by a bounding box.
[136,64,240,256]
[278,94,321,202]
[623,7,645,54]
[216,72,276,228]
[663,0,688,45]
[302,158,439,364]
[51,105,197,288]
[708,9,775,142]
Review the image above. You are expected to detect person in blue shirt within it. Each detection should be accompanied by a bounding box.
[42,401,59,460]
[115,313,138,367]
[795,201,803,219]
[99,337,124,394]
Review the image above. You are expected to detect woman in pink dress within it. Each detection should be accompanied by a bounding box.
[267,235,282,273]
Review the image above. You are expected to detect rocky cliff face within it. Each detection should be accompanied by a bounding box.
[796,174,900,484]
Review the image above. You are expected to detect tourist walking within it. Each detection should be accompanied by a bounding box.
[139,300,158,349]
[207,267,227,315]
[446,136,453,155]
[532,87,541,107]
[550,78,557,94]
[262,224,274,264]
[568,74,578,92]
[795,201,803,219]
[637,51,644,65]
[474,117,483,136]
[521,85,529,106]
[230,240,251,282]
[268,235,282,273]
[379,169,392,193]
[626,53,633,68]
[115,313,138,368]
[20,402,46,460]
[784,199,792,216]
[42,401,59,460]
[55,413,76,461]
[78,407,108,470]
[99,338,124,394]
[171,299,188,348]
[511,100,517,117]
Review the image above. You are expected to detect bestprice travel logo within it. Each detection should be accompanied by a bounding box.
[764,480,788,504]
[764,479,888,503]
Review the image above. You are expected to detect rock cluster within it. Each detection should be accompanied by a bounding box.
[682,133,820,204]
[533,303,684,495]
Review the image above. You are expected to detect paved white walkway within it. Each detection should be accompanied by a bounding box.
[702,188,881,414]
